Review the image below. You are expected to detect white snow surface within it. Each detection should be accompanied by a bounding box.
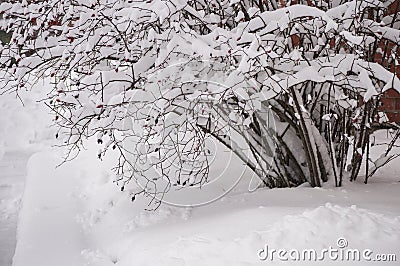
[0,81,53,266]
[0,151,30,266]
[11,130,400,266]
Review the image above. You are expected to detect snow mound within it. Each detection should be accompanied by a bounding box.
[115,204,399,266]
[263,203,399,250]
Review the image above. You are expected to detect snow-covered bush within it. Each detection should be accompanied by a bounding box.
[1,0,399,204]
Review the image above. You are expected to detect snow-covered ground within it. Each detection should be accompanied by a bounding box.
[0,86,52,266]
[0,151,30,266]
[9,129,400,266]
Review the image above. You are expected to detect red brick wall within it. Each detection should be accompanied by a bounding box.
[381,89,400,122]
